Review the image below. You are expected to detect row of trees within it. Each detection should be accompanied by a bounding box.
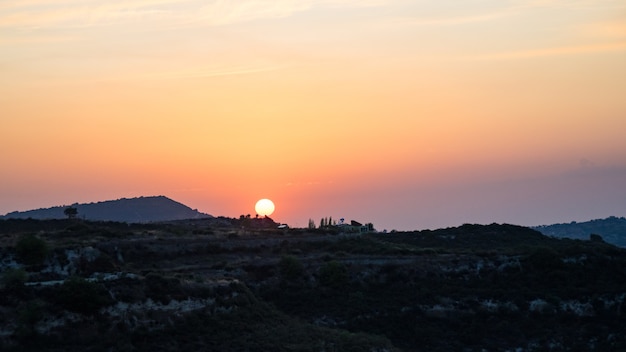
[308,217,338,229]
[307,218,375,232]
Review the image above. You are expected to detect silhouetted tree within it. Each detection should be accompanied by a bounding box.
[590,233,605,243]
[64,206,78,219]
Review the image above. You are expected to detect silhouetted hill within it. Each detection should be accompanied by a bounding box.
[0,196,211,223]
[534,216,626,247]
[380,223,549,250]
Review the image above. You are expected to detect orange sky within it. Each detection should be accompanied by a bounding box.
[2,0,626,230]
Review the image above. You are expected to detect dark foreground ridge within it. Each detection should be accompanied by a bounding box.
[0,196,211,223]
[1,219,625,351]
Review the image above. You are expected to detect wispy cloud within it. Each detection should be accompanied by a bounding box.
[0,0,387,29]
[465,41,626,61]
[89,63,288,83]
[198,0,385,26]
[141,64,287,80]
[582,19,626,40]
[388,10,514,27]
[0,0,183,28]
[0,33,80,45]
[285,180,333,187]
[523,0,626,11]
[198,1,310,26]
[379,0,626,29]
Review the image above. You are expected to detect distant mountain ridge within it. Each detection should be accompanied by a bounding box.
[0,196,212,223]
[533,216,626,247]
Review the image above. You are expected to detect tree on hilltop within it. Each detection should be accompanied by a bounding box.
[64,206,78,219]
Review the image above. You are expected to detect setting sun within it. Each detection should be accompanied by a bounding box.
[255,199,275,217]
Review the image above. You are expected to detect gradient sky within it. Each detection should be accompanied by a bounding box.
[2,0,625,231]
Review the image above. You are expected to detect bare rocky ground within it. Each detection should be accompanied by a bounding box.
[1,218,625,351]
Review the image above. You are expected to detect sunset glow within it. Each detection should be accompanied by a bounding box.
[2,0,626,230]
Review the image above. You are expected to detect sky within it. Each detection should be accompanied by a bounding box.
[1,0,625,231]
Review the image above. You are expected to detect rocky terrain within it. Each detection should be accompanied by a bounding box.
[1,218,625,351]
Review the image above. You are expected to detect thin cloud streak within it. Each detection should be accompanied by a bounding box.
[198,0,386,26]
[387,9,516,27]
[0,0,388,29]
[582,19,626,39]
[141,64,288,80]
[378,0,625,29]
[0,0,186,12]
[524,0,626,11]
[0,2,180,28]
[465,42,626,61]
[0,34,80,45]
[90,64,289,83]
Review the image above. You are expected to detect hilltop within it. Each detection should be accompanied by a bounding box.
[534,216,626,247]
[0,196,211,223]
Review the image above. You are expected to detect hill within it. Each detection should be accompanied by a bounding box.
[0,196,211,223]
[1,220,625,351]
[534,216,626,247]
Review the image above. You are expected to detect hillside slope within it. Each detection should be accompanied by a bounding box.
[534,216,626,247]
[1,196,211,223]
[1,220,625,351]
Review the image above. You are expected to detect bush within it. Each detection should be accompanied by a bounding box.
[524,247,564,271]
[589,234,605,243]
[13,301,47,344]
[145,273,182,304]
[2,268,28,289]
[279,255,304,282]
[18,300,46,327]
[15,234,49,266]
[319,261,349,289]
[55,276,112,315]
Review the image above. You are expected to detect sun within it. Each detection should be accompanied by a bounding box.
[255,198,275,217]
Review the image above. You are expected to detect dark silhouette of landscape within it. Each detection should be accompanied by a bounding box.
[534,216,626,248]
[1,198,625,351]
[0,196,211,223]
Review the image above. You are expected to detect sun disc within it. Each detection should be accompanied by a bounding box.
[255,198,275,216]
